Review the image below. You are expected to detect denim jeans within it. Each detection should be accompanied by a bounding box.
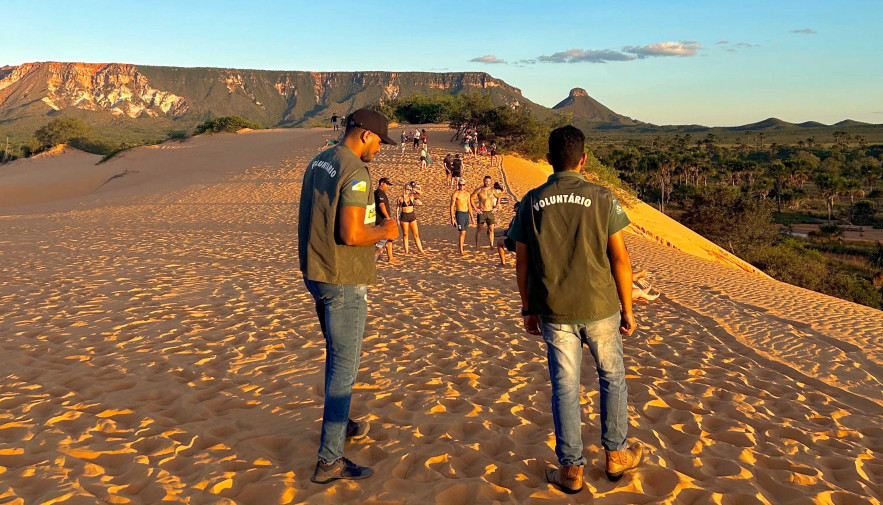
[541,313,628,466]
[304,279,368,464]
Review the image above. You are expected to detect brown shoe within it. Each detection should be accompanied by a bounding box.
[605,441,643,481]
[545,464,583,494]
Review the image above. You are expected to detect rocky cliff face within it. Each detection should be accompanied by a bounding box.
[0,62,639,144]
[0,62,527,124]
[0,62,188,119]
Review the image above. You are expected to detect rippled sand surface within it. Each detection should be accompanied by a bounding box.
[0,127,880,504]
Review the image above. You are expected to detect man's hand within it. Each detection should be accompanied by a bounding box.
[620,311,637,337]
[523,314,541,335]
[381,219,400,240]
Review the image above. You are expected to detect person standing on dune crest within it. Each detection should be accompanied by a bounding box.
[298,109,399,484]
[508,125,642,494]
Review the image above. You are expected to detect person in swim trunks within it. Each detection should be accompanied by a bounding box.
[397,181,425,254]
[450,179,474,255]
[471,175,497,249]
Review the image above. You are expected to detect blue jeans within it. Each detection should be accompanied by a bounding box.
[304,279,368,464]
[541,313,628,466]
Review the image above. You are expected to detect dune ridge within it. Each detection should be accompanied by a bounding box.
[0,128,880,504]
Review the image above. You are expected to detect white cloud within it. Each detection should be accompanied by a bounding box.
[470,55,506,64]
[624,41,701,58]
[537,48,635,63]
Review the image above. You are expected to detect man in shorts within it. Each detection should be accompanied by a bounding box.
[471,175,497,249]
[450,154,464,190]
[450,179,474,255]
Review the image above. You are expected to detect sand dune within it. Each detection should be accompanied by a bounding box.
[0,127,880,504]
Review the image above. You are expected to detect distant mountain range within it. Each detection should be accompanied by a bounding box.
[0,62,877,145]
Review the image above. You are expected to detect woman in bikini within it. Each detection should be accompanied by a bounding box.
[397,181,426,254]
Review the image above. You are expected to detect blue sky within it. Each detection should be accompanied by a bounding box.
[3,0,881,126]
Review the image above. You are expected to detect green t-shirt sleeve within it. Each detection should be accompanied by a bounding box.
[507,196,530,243]
[339,166,370,208]
[608,193,631,235]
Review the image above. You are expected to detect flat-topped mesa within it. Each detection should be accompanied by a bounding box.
[0,62,531,126]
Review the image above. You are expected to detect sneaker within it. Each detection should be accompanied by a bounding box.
[545,464,583,494]
[346,419,370,440]
[605,441,643,481]
[310,457,374,484]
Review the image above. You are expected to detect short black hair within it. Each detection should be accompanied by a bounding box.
[548,125,585,172]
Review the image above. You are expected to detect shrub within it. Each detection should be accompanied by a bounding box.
[825,270,883,309]
[195,116,262,134]
[167,130,190,141]
[745,240,829,293]
[813,224,844,239]
[849,200,876,226]
[34,117,92,148]
[68,137,120,156]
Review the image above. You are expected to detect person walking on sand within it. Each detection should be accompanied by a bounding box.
[374,177,395,262]
[298,109,399,484]
[413,128,421,150]
[397,181,426,254]
[507,125,641,494]
[450,179,474,255]
[400,130,408,156]
[471,175,497,249]
[331,113,339,130]
[494,201,519,265]
[419,146,428,170]
[450,154,464,190]
[443,153,454,187]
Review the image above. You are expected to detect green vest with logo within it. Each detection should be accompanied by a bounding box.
[508,171,630,322]
[298,145,377,284]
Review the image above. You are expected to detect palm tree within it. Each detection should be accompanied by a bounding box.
[815,172,844,223]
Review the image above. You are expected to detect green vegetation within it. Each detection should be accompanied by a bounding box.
[593,134,883,309]
[194,116,262,134]
[372,93,562,161]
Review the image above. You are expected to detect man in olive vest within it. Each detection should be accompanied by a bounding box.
[298,109,399,484]
[507,125,642,494]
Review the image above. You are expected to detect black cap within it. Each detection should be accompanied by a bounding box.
[378,177,391,186]
[346,109,396,145]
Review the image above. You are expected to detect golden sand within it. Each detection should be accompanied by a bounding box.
[0,127,880,504]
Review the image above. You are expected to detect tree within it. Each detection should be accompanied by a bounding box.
[768,160,789,213]
[815,171,844,223]
[871,242,883,270]
[34,117,92,148]
[679,186,778,256]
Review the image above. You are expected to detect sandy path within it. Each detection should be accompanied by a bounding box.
[0,127,879,504]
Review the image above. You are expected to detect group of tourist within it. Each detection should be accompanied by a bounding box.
[299,109,643,494]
